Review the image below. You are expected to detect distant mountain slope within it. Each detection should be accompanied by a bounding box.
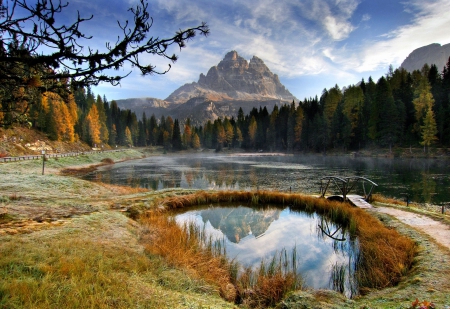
[400,43,450,72]
[114,97,169,119]
[165,50,297,104]
[114,51,297,123]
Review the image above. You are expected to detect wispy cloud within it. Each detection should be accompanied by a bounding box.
[63,0,449,100]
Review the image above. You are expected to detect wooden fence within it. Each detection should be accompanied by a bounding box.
[0,149,125,163]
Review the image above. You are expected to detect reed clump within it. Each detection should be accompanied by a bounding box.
[151,190,416,293]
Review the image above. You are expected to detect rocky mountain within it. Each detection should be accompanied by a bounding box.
[400,43,450,72]
[114,51,297,124]
[165,50,296,104]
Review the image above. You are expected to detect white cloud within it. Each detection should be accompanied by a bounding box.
[354,0,450,72]
[323,15,356,40]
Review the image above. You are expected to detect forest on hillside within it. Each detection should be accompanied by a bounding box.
[1,0,449,154]
[4,60,449,154]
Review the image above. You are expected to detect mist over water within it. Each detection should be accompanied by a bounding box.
[83,153,450,204]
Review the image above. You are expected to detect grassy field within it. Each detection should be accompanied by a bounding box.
[1,149,450,308]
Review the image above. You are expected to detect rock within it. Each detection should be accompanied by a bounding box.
[167,50,297,104]
[400,43,450,72]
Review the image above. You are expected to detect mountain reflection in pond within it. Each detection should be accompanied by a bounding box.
[200,206,281,243]
[82,153,450,204]
[173,205,358,295]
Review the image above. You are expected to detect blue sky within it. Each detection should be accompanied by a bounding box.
[61,0,450,101]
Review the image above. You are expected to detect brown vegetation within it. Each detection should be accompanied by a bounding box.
[59,158,115,176]
[142,190,417,306]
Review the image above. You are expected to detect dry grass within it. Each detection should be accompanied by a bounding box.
[141,214,237,302]
[59,160,114,176]
[140,211,303,308]
[372,193,406,206]
[100,183,149,195]
[150,190,417,294]
[0,211,236,309]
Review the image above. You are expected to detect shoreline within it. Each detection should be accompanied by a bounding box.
[1,150,450,308]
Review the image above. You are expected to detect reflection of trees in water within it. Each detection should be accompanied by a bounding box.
[317,216,359,297]
[412,171,436,203]
[203,164,244,188]
[200,206,281,243]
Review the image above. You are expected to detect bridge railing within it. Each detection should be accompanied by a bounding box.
[320,176,378,202]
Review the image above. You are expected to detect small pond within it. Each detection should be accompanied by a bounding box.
[173,204,359,296]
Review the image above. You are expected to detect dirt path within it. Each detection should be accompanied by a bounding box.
[372,206,450,251]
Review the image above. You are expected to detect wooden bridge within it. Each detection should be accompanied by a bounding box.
[319,176,378,209]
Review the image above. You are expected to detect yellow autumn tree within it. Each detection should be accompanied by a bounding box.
[43,92,75,142]
[125,126,133,146]
[413,75,435,135]
[67,94,78,129]
[248,116,257,148]
[420,104,438,152]
[85,104,101,146]
[183,123,192,148]
[192,133,201,149]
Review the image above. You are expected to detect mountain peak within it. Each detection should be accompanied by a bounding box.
[166,51,296,104]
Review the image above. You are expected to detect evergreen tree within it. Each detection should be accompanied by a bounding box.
[137,120,147,146]
[376,76,400,150]
[172,119,182,150]
[294,105,304,150]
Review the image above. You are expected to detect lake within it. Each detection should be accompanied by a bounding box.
[83,152,450,204]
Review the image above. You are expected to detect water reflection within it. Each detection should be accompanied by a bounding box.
[200,206,281,243]
[82,153,450,204]
[174,204,358,296]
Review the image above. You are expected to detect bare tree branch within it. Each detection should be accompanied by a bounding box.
[0,0,209,126]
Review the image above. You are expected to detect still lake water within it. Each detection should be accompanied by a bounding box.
[172,204,358,295]
[83,153,450,204]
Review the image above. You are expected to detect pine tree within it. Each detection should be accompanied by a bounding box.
[294,105,304,149]
[172,119,182,150]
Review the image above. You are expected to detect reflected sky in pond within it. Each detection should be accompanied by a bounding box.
[82,153,450,204]
[173,205,358,294]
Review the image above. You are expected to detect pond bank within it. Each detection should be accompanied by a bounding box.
[0,150,449,308]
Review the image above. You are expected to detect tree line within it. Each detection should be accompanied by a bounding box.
[2,59,449,153]
[191,61,450,153]
[132,60,449,153]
